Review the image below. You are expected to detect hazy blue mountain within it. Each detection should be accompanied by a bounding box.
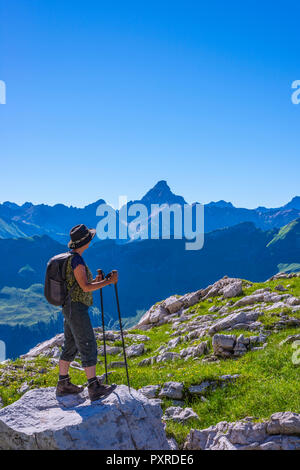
[0,284,104,358]
[0,235,65,289]
[0,181,300,242]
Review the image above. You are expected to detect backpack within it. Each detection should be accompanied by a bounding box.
[44,252,74,306]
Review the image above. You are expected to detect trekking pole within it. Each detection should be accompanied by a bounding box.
[108,271,130,391]
[97,269,108,384]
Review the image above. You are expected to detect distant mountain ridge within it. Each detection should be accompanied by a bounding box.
[0,218,299,317]
[0,181,299,242]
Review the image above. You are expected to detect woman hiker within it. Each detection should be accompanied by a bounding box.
[56,224,117,402]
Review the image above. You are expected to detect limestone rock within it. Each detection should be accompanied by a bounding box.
[267,412,300,435]
[19,382,30,394]
[0,386,171,450]
[98,346,122,356]
[159,382,184,400]
[189,381,212,395]
[163,296,184,314]
[168,337,182,348]
[209,311,260,335]
[180,341,208,359]
[223,281,243,299]
[156,352,180,363]
[125,343,145,358]
[138,385,160,399]
[184,412,300,450]
[163,406,199,423]
[21,334,65,358]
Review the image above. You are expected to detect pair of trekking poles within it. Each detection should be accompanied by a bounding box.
[97,269,130,392]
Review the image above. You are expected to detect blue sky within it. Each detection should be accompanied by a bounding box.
[0,0,299,209]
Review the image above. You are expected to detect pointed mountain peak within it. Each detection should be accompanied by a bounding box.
[141,180,186,206]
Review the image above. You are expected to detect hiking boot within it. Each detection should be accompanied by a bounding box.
[88,378,117,402]
[56,376,84,396]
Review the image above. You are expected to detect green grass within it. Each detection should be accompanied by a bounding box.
[0,284,60,326]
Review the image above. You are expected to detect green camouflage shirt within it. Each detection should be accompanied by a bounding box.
[65,255,93,306]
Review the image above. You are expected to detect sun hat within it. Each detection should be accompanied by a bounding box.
[68,224,96,249]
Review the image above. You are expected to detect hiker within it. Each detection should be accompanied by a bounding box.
[56,224,117,401]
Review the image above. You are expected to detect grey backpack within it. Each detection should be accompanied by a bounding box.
[44,252,74,306]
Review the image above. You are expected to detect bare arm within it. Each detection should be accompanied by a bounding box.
[73,265,117,292]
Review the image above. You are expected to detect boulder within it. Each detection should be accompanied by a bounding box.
[163,296,184,314]
[19,382,30,394]
[163,406,199,423]
[202,277,243,300]
[159,382,184,400]
[184,412,300,450]
[156,352,180,363]
[286,297,300,306]
[275,284,287,292]
[108,361,125,368]
[267,412,300,435]
[98,346,122,356]
[212,334,236,357]
[222,281,243,299]
[209,311,260,335]
[179,291,202,308]
[189,381,212,395]
[138,385,160,399]
[149,305,168,324]
[168,337,182,348]
[0,386,171,450]
[125,343,145,358]
[179,341,208,359]
[125,334,150,342]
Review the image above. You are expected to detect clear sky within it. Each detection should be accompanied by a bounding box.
[0,0,299,209]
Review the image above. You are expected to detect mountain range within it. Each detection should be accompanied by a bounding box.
[1,180,300,243]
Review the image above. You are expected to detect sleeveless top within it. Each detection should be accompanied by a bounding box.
[65,253,93,306]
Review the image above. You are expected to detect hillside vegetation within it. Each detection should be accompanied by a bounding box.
[0,272,299,447]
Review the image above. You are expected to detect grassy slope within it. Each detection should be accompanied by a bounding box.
[0,276,300,447]
[0,284,60,326]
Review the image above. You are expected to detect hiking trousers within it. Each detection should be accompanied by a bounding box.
[60,301,97,368]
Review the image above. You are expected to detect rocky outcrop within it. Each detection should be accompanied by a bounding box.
[20,333,64,358]
[125,343,145,357]
[223,281,243,299]
[179,341,208,360]
[232,291,292,309]
[212,333,267,358]
[268,273,300,281]
[184,412,300,450]
[159,382,184,400]
[208,311,261,335]
[188,375,240,396]
[201,276,243,300]
[163,406,199,423]
[136,289,204,328]
[138,385,160,399]
[0,386,172,450]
